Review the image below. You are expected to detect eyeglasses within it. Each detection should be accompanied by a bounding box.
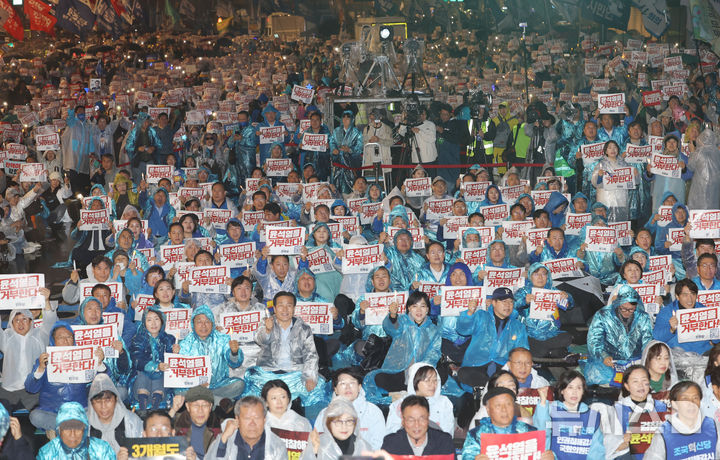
[618,305,637,314]
[700,263,716,269]
[331,418,356,427]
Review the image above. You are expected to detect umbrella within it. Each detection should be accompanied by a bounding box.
[86,44,113,54]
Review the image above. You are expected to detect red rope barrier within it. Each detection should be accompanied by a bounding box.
[332,162,546,170]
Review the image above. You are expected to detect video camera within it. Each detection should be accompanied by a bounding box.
[526,101,550,125]
[468,90,491,121]
[403,96,423,127]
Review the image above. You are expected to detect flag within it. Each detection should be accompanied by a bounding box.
[0,0,24,41]
[55,0,96,35]
[632,0,669,38]
[95,0,123,37]
[690,0,720,56]
[24,0,56,35]
[579,0,630,30]
[164,0,178,26]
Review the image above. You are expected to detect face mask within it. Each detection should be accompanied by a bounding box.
[77,112,86,122]
[239,121,249,128]
[466,241,479,249]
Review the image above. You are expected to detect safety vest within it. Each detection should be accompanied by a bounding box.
[662,416,717,460]
[467,119,493,158]
[549,405,601,460]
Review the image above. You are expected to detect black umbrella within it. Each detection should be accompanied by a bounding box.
[86,44,113,53]
[68,47,83,56]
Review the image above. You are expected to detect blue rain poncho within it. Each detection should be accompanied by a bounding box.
[61,109,97,175]
[329,117,364,195]
[226,121,258,185]
[545,191,569,228]
[383,229,425,292]
[362,312,441,405]
[644,191,678,237]
[296,123,332,181]
[514,263,574,342]
[576,216,624,285]
[177,305,243,390]
[472,240,516,284]
[645,139,692,211]
[597,123,628,151]
[584,285,653,385]
[434,262,475,344]
[455,304,529,368]
[462,417,537,460]
[654,202,688,280]
[624,140,652,223]
[305,222,343,301]
[139,187,175,241]
[653,298,716,355]
[129,307,175,388]
[36,401,115,460]
[214,218,251,279]
[591,153,637,222]
[125,112,161,162]
[257,104,288,163]
[568,135,601,204]
[105,229,150,272]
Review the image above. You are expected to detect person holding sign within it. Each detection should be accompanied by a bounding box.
[654,279,714,355]
[304,222,343,302]
[173,306,245,401]
[654,202,689,280]
[73,297,132,401]
[644,381,720,460]
[382,229,426,293]
[532,370,605,460]
[68,197,113,275]
[644,134,691,212]
[576,215,626,286]
[461,387,551,460]
[591,140,638,222]
[0,288,56,412]
[296,111,332,181]
[693,253,720,291]
[329,110,363,196]
[585,285,653,385]
[514,263,574,358]
[36,401,115,460]
[303,398,373,459]
[256,104,288,164]
[454,288,529,390]
[139,186,176,242]
[246,292,323,405]
[567,121,601,204]
[226,110,259,187]
[364,292,441,406]
[129,307,176,412]
[25,322,105,433]
[254,245,309,304]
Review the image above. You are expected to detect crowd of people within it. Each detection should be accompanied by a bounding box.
[2,22,720,460]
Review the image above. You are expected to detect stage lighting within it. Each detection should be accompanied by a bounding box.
[379,26,393,42]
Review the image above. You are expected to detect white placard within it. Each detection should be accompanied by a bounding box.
[164,354,212,388]
[188,265,231,294]
[295,302,333,335]
[46,345,97,383]
[266,227,306,255]
[440,286,485,316]
[363,292,407,325]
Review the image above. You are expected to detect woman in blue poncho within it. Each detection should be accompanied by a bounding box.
[304,222,343,302]
[584,285,653,385]
[655,201,689,280]
[576,214,626,286]
[363,291,441,406]
[129,307,175,411]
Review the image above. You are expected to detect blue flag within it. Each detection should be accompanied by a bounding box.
[55,0,96,36]
[95,0,124,37]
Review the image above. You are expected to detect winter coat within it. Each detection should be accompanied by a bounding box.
[86,374,143,453]
[205,428,288,460]
[255,316,319,384]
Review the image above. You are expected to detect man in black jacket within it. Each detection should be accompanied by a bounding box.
[381,395,455,457]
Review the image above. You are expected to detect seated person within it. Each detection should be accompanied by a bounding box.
[693,253,720,291]
[86,374,143,454]
[262,380,312,432]
[467,371,532,430]
[654,279,714,355]
[173,306,244,402]
[25,322,104,434]
[303,399,373,458]
[381,395,455,457]
[314,368,386,450]
[253,249,308,303]
[462,387,552,460]
[503,348,550,390]
[171,386,221,460]
[454,288,529,390]
[0,287,57,411]
[585,285,653,385]
[206,396,288,459]
[62,255,115,304]
[385,363,454,436]
[36,402,115,460]
[117,410,197,460]
[245,291,323,407]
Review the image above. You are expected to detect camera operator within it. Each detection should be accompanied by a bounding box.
[489,102,519,180]
[362,108,394,174]
[465,94,496,178]
[397,105,438,177]
[523,102,558,186]
[435,103,472,188]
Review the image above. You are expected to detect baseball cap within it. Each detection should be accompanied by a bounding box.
[185,385,214,405]
[483,386,517,405]
[492,287,514,301]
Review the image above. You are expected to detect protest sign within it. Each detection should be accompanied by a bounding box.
[78,281,124,304]
[501,220,533,245]
[440,286,485,316]
[603,167,635,190]
[159,244,185,265]
[290,85,314,103]
[218,310,264,342]
[145,165,173,184]
[265,158,292,177]
[177,187,205,200]
[586,226,617,252]
[525,228,548,254]
[332,216,360,236]
[598,93,625,114]
[218,242,256,268]
[629,284,661,315]
[404,177,431,197]
[478,204,510,226]
[34,132,60,151]
[0,273,45,309]
[46,345,97,384]
[204,208,232,229]
[426,198,454,219]
[307,247,335,274]
[564,213,592,236]
[698,290,720,308]
[188,265,230,294]
[609,221,633,246]
[122,436,189,459]
[359,202,382,225]
[580,142,606,166]
[529,288,564,321]
[460,247,487,273]
[363,292,407,325]
[667,228,685,251]
[240,211,264,231]
[270,428,309,460]
[160,308,192,340]
[342,243,384,274]
[302,182,329,201]
[164,354,212,388]
[642,90,663,107]
[295,302,332,335]
[689,210,720,239]
[543,258,582,278]
[625,144,652,163]
[259,126,284,144]
[72,324,119,358]
[650,153,680,178]
[463,181,491,201]
[266,227,305,255]
[677,306,720,343]
[458,226,495,248]
[133,294,156,321]
[276,183,302,202]
[628,411,668,455]
[485,268,525,290]
[301,133,328,152]
[418,282,444,299]
[79,209,109,230]
[499,185,525,204]
[480,430,545,459]
[516,387,554,416]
